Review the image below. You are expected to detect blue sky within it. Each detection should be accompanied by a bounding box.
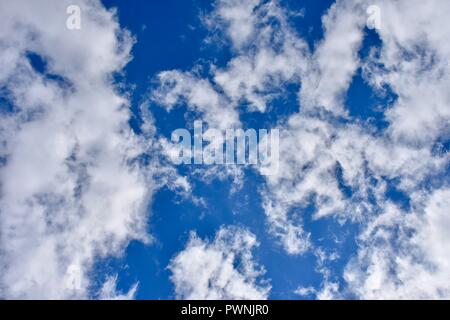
[95,0,389,299]
[1,0,450,300]
[97,0,351,299]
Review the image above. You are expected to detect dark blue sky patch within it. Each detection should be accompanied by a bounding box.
[0,91,14,114]
[26,51,72,89]
[384,177,412,212]
[345,27,397,131]
[345,68,395,130]
[358,27,382,60]
[26,51,47,74]
[282,0,335,52]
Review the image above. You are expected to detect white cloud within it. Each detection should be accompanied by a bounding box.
[362,0,450,146]
[152,0,309,118]
[93,0,450,300]
[151,0,450,300]
[300,0,366,114]
[256,0,450,265]
[294,286,316,298]
[212,0,309,112]
[152,70,240,130]
[151,0,449,260]
[0,0,187,299]
[168,226,270,299]
[98,275,138,300]
[206,0,260,50]
[345,188,450,299]
[295,282,340,300]
[339,0,450,298]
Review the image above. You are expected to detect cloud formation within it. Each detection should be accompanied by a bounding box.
[153,0,450,299]
[1,0,449,300]
[0,0,185,299]
[169,226,270,300]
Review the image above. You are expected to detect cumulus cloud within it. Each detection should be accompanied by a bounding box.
[150,0,374,258]
[274,0,450,298]
[98,275,138,300]
[8,0,444,300]
[362,0,450,146]
[151,70,240,130]
[168,226,270,299]
[339,0,450,299]
[345,188,450,299]
[153,0,450,299]
[206,0,260,50]
[151,0,308,120]
[212,0,309,112]
[299,0,366,114]
[0,0,186,299]
[260,113,448,254]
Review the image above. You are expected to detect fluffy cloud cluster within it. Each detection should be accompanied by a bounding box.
[300,0,366,114]
[341,0,450,299]
[152,71,240,130]
[156,0,450,299]
[263,0,450,298]
[169,226,270,299]
[151,0,309,123]
[0,0,186,299]
[2,0,449,300]
[364,0,450,146]
[98,275,138,300]
[345,188,450,299]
